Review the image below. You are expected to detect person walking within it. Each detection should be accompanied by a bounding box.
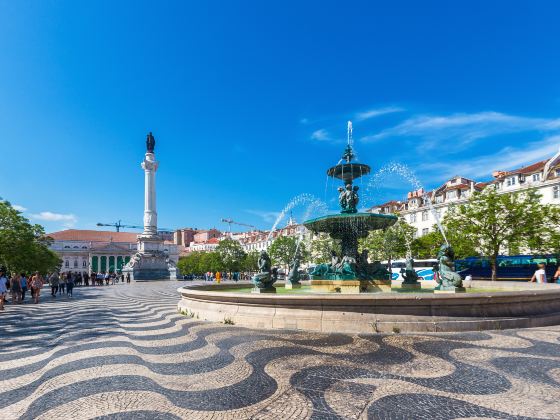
[49,272,60,297]
[66,272,75,297]
[126,272,131,284]
[553,265,560,284]
[30,272,44,304]
[10,273,22,304]
[59,273,67,295]
[530,263,547,284]
[0,271,7,310]
[20,273,28,302]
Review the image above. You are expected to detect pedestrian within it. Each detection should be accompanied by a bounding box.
[67,273,75,297]
[59,273,67,295]
[553,265,560,284]
[530,263,547,284]
[30,272,44,304]
[84,272,89,287]
[49,272,60,296]
[10,273,22,304]
[0,271,7,310]
[20,272,28,302]
[126,272,131,283]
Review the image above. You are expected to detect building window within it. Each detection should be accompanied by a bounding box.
[413,230,418,239]
[446,190,457,199]
[83,260,87,268]
[435,209,442,219]
[410,213,417,223]
[532,173,540,182]
[73,260,78,268]
[422,228,429,236]
[554,185,560,199]
[435,195,443,203]
[421,211,429,221]
[65,260,69,268]
[506,176,516,186]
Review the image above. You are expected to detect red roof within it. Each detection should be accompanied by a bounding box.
[207,238,220,244]
[494,160,547,178]
[47,229,138,243]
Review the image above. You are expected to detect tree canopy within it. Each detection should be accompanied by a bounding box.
[359,217,415,261]
[216,238,246,273]
[441,187,560,280]
[268,236,308,268]
[0,200,61,274]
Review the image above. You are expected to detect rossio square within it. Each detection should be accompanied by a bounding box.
[2,3,560,420]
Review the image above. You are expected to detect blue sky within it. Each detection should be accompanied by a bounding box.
[1,1,560,233]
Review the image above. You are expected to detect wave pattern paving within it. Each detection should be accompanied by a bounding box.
[1,282,559,419]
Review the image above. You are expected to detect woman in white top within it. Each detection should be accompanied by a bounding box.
[530,263,547,284]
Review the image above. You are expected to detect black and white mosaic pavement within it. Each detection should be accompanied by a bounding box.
[1,281,559,419]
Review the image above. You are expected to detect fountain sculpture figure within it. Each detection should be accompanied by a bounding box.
[252,250,278,293]
[434,244,465,293]
[303,122,397,293]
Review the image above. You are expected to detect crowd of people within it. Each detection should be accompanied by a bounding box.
[0,269,132,310]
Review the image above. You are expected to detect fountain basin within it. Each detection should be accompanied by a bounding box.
[177,281,560,333]
[303,212,397,237]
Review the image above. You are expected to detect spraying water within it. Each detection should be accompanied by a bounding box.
[367,162,449,245]
[266,193,329,242]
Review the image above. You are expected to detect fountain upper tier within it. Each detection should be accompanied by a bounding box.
[303,212,397,239]
[326,144,370,186]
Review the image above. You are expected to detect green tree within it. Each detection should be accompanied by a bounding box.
[411,224,477,260]
[242,250,259,272]
[0,200,61,274]
[309,233,341,263]
[359,217,415,261]
[177,251,204,275]
[198,251,223,274]
[216,238,246,274]
[269,236,308,270]
[442,187,558,281]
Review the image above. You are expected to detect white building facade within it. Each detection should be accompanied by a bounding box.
[370,150,560,238]
[48,230,179,274]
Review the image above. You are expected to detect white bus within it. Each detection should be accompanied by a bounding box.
[383,259,438,281]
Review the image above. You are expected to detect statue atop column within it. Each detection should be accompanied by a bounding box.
[146,132,156,153]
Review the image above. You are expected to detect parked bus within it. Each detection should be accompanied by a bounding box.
[455,255,558,281]
[384,259,438,281]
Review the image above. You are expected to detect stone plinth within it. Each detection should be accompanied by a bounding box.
[251,287,276,294]
[434,287,466,294]
[309,279,391,293]
[398,283,422,290]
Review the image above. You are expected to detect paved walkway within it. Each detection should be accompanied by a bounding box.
[1,281,559,419]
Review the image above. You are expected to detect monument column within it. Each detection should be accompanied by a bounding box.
[141,132,159,238]
[122,132,176,281]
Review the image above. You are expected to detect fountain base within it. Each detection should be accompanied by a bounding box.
[434,287,466,294]
[397,283,422,290]
[310,279,391,294]
[285,282,301,289]
[251,287,276,294]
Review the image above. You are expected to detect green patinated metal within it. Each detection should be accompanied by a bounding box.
[301,133,396,285]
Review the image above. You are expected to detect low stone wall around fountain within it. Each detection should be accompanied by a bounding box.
[177,282,560,333]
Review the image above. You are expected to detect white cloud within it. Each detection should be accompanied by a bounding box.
[418,134,560,180]
[365,111,560,146]
[29,211,77,228]
[354,106,404,122]
[245,209,281,224]
[300,118,309,124]
[310,129,331,141]
[12,204,27,212]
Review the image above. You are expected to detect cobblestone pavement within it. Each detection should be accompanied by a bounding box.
[1,281,560,419]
